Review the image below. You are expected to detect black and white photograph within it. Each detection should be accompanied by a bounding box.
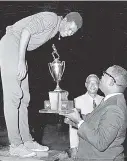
[0,1,127,161]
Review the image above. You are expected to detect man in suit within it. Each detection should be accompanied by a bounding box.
[68,74,104,158]
[63,65,127,161]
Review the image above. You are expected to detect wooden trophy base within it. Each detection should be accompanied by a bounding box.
[39,90,74,115]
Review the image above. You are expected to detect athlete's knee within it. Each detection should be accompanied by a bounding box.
[4,88,23,109]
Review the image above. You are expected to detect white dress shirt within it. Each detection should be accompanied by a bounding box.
[74,92,104,115]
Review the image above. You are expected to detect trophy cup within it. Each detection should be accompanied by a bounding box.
[48,44,65,91]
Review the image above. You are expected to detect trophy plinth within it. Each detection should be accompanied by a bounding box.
[39,90,74,114]
[48,90,68,111]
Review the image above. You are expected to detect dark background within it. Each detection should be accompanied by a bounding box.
[0,1,127,148]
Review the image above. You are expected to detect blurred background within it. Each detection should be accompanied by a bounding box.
[0,1,127,152]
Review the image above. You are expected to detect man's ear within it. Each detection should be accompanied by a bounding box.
[85,82,87,88]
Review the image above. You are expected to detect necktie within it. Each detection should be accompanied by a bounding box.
[93,99,97,109]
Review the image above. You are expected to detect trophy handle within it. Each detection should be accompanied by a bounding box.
[61,61,65,77]
[48,63,54,81]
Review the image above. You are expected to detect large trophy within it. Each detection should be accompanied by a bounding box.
[48,44,69,112]
[39,44,74,114]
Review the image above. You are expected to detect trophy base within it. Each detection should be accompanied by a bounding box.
[40,90,74,115]
[48,90,69,111]
[39,100,74,114]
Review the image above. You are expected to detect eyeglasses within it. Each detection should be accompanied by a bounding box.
[103,71,124,87]
[103,71,116,83]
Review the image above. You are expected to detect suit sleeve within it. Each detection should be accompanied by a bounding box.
[77,105,124,152]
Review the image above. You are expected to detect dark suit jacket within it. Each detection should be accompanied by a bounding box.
[76,94,127,161]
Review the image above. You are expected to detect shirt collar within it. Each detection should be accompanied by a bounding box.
[104,93,122,101]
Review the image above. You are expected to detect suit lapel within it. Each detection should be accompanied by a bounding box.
[85,98,109,122]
